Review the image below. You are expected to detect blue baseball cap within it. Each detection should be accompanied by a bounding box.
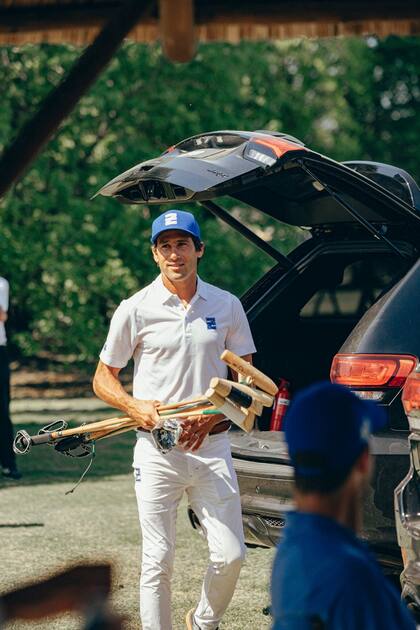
[285,382,386,478]
[151,210,201,244]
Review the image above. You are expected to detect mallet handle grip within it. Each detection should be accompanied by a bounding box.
[31,433,54,445]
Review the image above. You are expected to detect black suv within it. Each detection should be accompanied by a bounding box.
[98,130,420,577]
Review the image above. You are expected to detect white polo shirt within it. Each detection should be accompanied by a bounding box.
[100,275,256,403]
[0,277,9,346]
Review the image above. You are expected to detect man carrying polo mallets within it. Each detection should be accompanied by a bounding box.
[93,210,256,630]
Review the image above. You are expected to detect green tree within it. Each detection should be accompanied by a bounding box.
[0,38,418,366]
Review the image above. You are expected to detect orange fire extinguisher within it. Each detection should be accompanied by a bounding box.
[270,378,291,431]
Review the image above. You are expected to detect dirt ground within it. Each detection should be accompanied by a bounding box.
[3,381,276,629]
[10,364,115,399]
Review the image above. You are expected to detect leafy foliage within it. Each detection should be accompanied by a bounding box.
[0,37,419,366]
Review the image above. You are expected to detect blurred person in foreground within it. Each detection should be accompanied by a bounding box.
[0,275,20,480]
[271,381,416,630]
[0,563,123,629]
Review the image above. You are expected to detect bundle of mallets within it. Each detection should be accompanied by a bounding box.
[206,350,278,432]
[13,351,278,460]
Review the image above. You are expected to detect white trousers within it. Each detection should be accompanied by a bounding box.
[134,431,246,630]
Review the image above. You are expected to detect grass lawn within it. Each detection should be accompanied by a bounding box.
[1,410,275,629]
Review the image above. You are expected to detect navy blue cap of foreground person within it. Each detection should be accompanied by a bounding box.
[151,210,201,244]
[285,382,386,479]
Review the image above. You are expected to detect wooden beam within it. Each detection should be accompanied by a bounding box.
[0,4,122,33]
[198,1,420,23]
[0,3,158,34]
[0,0,153,200]
[159,0,195,63]
[0,0,419,37]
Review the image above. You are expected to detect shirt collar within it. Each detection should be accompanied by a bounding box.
[196,276,208,301]
[155,274,208,304]
[285,511,361,546]
[155,275,175,304]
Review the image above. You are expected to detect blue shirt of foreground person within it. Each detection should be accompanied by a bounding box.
[271,382,415,630]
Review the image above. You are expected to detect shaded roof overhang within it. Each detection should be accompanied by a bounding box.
[1,1,419,52]
[0,0,419,200]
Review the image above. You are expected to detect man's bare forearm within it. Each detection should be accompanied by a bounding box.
[92,360,158,428]
[0,307,7,322]
[93,361,135,415]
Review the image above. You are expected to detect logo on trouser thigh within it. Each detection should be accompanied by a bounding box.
[134,468,141,482]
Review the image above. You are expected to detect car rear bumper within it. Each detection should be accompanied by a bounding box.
[234,456,291,547]
[230,430,409,573]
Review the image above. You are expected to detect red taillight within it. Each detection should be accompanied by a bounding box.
[252,137,303,158]
[402,372,420,413]
[330,354,417,388]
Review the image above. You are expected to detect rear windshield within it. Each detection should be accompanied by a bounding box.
[301,257,407,319]
[249,247,414,406]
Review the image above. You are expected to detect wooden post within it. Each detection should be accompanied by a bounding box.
[159,0,195,63]
[0,0,152,199]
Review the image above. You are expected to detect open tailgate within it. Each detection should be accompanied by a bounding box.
[96,130,420,230]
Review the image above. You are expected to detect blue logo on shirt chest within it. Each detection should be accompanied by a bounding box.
[206,317,217,330]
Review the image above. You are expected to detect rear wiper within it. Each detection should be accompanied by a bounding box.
[298,161,411,260]
[200,200,294,271]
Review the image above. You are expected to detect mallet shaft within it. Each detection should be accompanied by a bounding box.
[159,406,218,419]
[158,396,208,412]
[45,416,133,440]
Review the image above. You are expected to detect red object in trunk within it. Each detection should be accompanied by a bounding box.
[270,378,291,431]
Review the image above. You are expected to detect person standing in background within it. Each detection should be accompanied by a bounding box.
[0,276,21,480]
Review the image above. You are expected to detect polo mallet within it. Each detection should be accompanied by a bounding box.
[12,353,277,488]
[204,351,278,432]
[221,350,278,395]
[13,403,219,457]
[12,402,221,493]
